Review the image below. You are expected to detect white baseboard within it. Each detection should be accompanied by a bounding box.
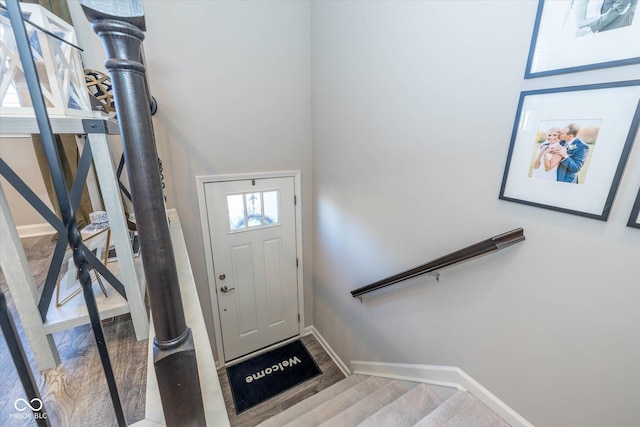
[304,326,350,378]
[17,223,56,238]
[350,361,533,427]
[15,209,176,239]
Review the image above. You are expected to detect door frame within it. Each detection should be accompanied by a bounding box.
[196,171,304,367]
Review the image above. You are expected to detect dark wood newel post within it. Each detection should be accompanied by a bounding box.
[79,2,206,425]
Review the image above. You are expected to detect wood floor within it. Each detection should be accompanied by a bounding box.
[218,334,346,427]
[0,235,147,427]
[1,235,346,427]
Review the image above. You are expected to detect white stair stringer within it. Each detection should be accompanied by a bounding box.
[255,333,532,427]
[257,375,515,427]
[351,360,533,427]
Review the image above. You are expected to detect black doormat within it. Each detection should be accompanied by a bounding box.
[226,340,322,414]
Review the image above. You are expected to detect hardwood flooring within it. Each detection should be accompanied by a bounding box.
[1,235,346,427]
[0,235,147,427]
[218,334,346,427]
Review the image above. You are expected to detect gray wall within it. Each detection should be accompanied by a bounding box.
[66,0,314,356]
[311,1,640,427]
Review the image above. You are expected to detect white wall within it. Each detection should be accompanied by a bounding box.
[67,0,313,357]
[311,2,640,427]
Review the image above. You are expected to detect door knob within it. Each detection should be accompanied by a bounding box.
[220,285,235,293]
[219,274,226,280]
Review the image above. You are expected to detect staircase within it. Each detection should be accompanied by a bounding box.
[257,374,511,427]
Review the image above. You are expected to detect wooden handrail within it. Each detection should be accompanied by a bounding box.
[351,228,525,299]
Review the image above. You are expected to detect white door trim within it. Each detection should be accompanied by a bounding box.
[196,171,304,366]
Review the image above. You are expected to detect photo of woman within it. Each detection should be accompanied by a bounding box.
[531,127,563,180]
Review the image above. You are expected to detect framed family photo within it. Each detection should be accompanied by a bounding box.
[628,187,640,228]
[525,0,640,78]
[499,80,640,220]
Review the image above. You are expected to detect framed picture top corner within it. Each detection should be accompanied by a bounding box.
[525,0,640,78]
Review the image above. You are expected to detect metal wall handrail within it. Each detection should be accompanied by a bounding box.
[351,228,525,300]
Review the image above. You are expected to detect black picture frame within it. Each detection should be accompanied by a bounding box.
[499,80,640,220]
[628,187,640,228]
[525,0,640,78]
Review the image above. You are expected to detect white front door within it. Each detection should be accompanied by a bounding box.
[204,177,299,362]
